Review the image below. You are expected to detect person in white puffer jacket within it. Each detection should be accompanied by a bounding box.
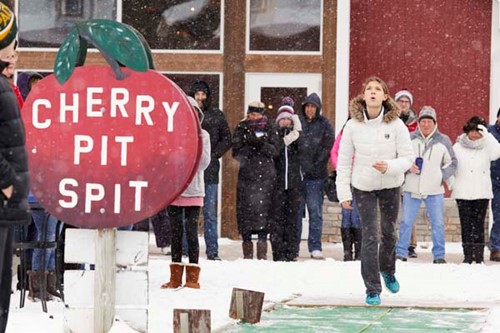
[452,116,500,264]
[337,76,414,306]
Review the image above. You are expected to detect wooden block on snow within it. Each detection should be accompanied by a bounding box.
[173,309,211,333]
[228,288,265,324]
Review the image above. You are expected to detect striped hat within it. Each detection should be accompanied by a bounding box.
[0,3,17,50]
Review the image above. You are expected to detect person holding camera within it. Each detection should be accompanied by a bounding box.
[232,101,281,260]
[270,97,303,262]
[396,106,457,263]
[452,116,500,264]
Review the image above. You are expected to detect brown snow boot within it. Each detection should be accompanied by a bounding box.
[341,228,353,261]
[47,271,62,299]
[257,240,268,260]
[490,250,500,262]
[161,263,184,289]
[27,271,53,301]
[184,264,201,289]
[242,241,253,259]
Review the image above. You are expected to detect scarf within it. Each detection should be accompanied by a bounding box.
[246,115,268,131]
[457,133,485,150]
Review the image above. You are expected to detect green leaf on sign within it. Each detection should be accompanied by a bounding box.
[77,20,149,72]
[54,27,87,85]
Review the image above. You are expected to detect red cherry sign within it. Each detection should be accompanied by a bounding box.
[23,66,201,228]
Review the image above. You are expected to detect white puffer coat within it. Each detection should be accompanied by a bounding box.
[336,96,414,203]
[451,132,500,200]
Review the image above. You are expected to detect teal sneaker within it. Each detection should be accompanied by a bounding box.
[381,272,400,293]
[366,293,381,305]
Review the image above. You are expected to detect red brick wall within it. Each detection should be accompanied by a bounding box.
[349,0,492,143]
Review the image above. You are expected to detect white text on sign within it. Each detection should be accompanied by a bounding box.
[58,179,149,213]
[31,87,179,132]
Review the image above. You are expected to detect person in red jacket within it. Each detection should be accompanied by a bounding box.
[394,89,419,258]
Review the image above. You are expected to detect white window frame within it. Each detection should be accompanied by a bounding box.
[15,0,119,53]
[15,0,223,54]
[245,0,323,55]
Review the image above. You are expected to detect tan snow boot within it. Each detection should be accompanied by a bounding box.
[161,263,184,289]
[184,264,201,289]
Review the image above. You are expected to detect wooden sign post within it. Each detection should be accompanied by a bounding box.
[21,20,203,333]
[94,228,116,333]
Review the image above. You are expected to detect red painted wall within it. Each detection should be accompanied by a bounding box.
[349,0,491,142]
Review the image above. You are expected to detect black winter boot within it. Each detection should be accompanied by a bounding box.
[341,228,353,261]
[474,244,484,263]
[352,228,362,261]
[27,271,53,301]
[463,243,473,264]
[47,271,62,299]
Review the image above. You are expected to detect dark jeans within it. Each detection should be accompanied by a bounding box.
[353,187,400,295]
[203,184,219,257]
[167,206,200,264]
[490,186,500,251]
[31,210,59,271]
[297,179,325,253]
[0,227,13,333]
[456,199,489,262]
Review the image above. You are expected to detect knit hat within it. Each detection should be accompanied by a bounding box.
[395,89,414,105]
[0,4,17,51]
[418,106,437,123]
[247,101,265,114]
[275,97,295,123]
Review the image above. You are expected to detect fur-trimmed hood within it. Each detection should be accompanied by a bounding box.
[349,95,401,124]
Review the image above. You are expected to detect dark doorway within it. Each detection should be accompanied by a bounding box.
[260,87,307,121]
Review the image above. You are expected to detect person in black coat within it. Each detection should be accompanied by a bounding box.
[188,80,231,260]
[270,97,303,261]
[297,92,335,259]
[0,4,31,331]
[232,101,281,260]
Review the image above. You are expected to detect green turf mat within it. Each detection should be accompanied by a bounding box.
[225,306,487,332]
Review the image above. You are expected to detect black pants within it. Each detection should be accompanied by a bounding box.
[270,187,301,261]
[167,206,200,264]
[353,187,400,295]
[0,227,13,333]
[456,199,488,262]
[134,209,171,248]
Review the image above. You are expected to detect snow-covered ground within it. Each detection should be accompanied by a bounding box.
[6,239,500,332]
